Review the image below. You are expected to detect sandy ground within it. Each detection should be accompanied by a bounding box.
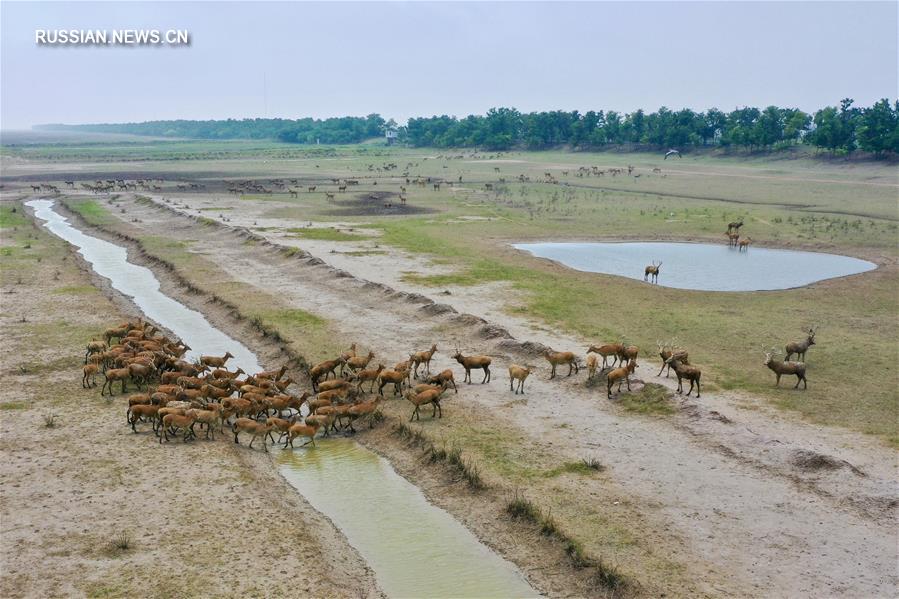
[0,206,381,598]
[103,193,899,598]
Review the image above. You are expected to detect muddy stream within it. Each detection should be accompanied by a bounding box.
[28,199,538,599]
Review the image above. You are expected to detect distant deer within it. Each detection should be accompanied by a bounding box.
[727,220,744,232]
[325,192,335,201]
[738,237,752,252]
[289,189,298,198]
[308,186,316,192]
[726,231,740,247]
[785,327,817,361]
[764,350,807,389]
[644,261,662,284]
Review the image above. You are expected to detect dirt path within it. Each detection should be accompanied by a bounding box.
[0,199,381,598]
[107,195,898,597]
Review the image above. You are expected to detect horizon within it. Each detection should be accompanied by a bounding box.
[2,1,896,130]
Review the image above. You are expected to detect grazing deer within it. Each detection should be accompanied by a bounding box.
[764,350,807,389]
[325,192,335,201]
[543,349,578,379]
[664,355,701,397]
[644,261,662,284]
[452,349,492,384]
[738,237,752,252]
[785,327,817,362]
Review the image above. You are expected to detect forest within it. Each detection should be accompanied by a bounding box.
[38,98,898,156]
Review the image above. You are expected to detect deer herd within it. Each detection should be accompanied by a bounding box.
[80,315,818,454]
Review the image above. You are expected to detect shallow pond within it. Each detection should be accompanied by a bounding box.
[30,199,537,599]
[513,241,876,291]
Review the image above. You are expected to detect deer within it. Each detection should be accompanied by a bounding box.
[606,359,637,399]
[452,350,492,384]
[426,369,457,393]
[664,355,701,397]
[345,350,375,373]
[656,341,689,377]
[325,192,335,201]
[587,343,624,369]
[785,327,817,362]
[543,349,578,379]
[200,351,233,369]
[410,344,437,379]
[764,350,808,389]
[586,354,599,380]
[404,385,446,421]
[727,220,744,232]
[726,231,740,247]
[644,261,662,284]
[738,237,752,252]
[508,365,534,394]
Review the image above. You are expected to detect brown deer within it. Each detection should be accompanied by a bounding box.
[409,344,438,379]
[785,327,817,361]
[738,237,752,252]
[543,349,578,379]
[656,341,689,377]
[764,350,807,389]
[606,359,637,399]
[588,343,624,369]
[452,349,491,384]
[726,231,740,247]
[664,355,701,397]
[644,261,662,283]
[727,220,744,232]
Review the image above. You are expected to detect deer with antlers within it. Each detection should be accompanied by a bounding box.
[664,355,701,397]
[644,261,662,284]
[727,220,744,232]
[785,327,817,361]
[656,340,689,377]
[764,349,807,389]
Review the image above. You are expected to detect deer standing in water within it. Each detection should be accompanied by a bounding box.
[644,261,662,284]
[726,230,740,247]
[785,327,817,361]
[738,237,752,252]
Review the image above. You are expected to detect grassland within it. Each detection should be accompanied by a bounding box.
[5,141,898,446]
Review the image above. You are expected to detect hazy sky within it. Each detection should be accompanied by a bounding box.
[1,1,896,129]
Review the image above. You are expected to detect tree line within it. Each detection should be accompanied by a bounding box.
[40,99,897,156]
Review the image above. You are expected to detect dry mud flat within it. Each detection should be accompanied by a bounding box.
[69,193,897,598]
[0,205,380,598]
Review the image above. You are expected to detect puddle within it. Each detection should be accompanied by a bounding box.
[29,198,538,599]
[514,241,876,291]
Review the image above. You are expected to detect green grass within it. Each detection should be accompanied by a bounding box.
[51,285,100,296]
[618,383,676,415]
[288,227,362,241]
[68,200,112,226]
[0,206,28,228]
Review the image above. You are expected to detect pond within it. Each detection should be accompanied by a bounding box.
[513,241,876,291]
